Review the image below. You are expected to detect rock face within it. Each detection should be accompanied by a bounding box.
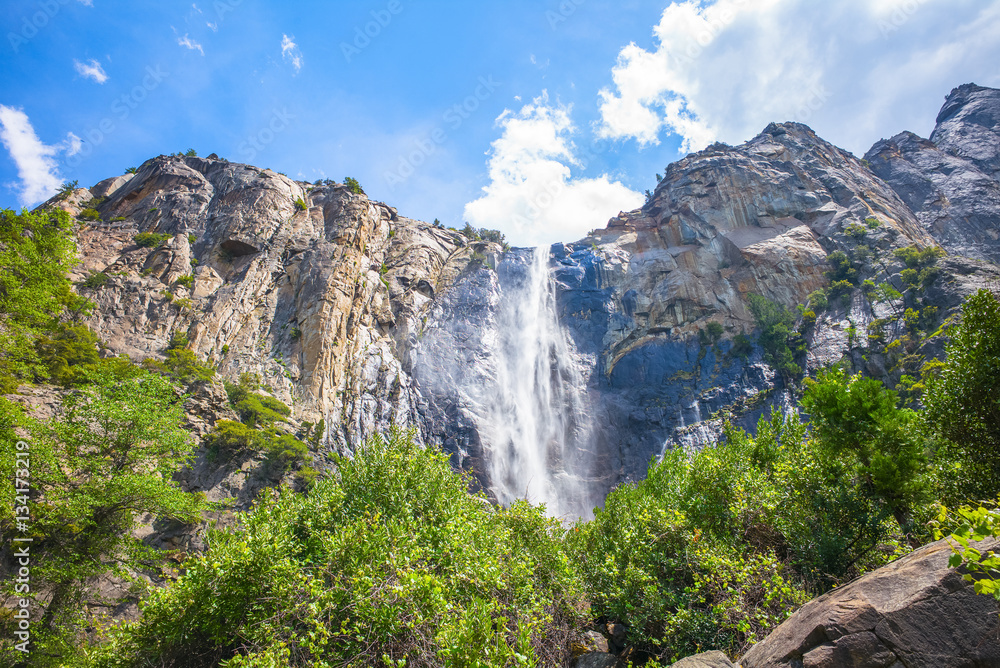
[740,538,1000,668]
[670,651,737,668]
[39,82,1000,513]
[866,84,1000,263]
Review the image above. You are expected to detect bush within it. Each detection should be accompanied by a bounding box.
[344,176,364,195]
[225,379,291,428]
[0,209,78,390]
[294,197,307,211]
[730,333,754,359]
[134,232,172,248]
[894,245,944,269]
[807,289,828,311]
[747,294,802,379]
[923,289,1000,500]
[826,250,857,284]
[174,274,194,290]
[80,271,109,289]
[79,208,101,221]
[89,429,584,668]
[569,413,813,662]
[35,324,101,386]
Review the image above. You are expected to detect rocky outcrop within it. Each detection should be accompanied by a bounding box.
[740,538,1000,668]
[866,84,1000,263]
[38,83,1000,513]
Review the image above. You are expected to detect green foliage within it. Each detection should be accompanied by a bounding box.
[35,324,101,386]
[844,222,868,241]
[57,180,79,199]
[865,217,881,230]
[143,332,215,385]
[134,232,172,248]
[873,282,903,304]
[894,244,945,269]
[569,412,814,662]
[225,378,291,428]
[185,148,198,157]
[730,333,753,359]
[826,250,858,284]
[699,321,725,347]
[802,369,929,539]
[174,274,194,290]
[0,365,205,662]
[344,176,364,195]
[90,429,584,667]
[923,289,1000,500]
[125,166,138,174]
[747,294,802,379]
[807,288,828,311]
[934,504,1000,601]
[78,208,101,221]
[294,197,307,211]
[0,208,79,390]
[80,271,109,289]
[188,233,197,244]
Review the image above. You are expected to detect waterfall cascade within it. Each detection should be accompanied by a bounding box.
[483,247,597,520]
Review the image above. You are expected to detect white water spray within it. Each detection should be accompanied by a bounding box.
[483,247,596,519]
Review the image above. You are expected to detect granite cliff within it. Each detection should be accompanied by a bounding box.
[37,83,1000,517]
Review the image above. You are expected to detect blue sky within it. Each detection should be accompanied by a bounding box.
[2,0,1000,246]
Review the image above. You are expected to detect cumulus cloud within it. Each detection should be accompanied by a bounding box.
[281,34,303,73]
[73,58,108,84]
[177,33,204,55]
[0,106,79,205]
[464,93,645,247]
[598,0,1000,155]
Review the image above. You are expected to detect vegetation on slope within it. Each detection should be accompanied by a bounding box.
[1,206,999,666]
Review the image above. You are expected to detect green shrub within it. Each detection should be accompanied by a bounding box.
[894,245,944,269]
[174,274,194,290]
[865,217,881,229]
[344,176,364,195]
[185,148,197,157]
[79,208,101,221]
[188,233,197,244]
[134,232,172,248]
[125,166,138,174]
[844,222,868,240]
[89,429,584,668]
[570,413,813,662]
[80,271,109,289]
[730,333,754,359]
[807,289,829,311]
[35,324,101,386]
[747,294,802,379]
[294,197,307,211]
[0,208,79,389]
[826,250,857,284]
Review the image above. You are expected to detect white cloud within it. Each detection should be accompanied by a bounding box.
[597,0,1000,156]
[76,0,93,6]
[207,22,218,32]
[464,93,645,247]
[281,34,303,73]
[73,58,108,84]
[177,33,204,55]
[0,106,76,206]
[64,131,82,157]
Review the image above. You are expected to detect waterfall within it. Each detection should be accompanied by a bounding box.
[483,247,596,520]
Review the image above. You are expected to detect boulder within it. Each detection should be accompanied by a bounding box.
[669,651,737,667]
[740,538,1000,668]
[575,653,617,668]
